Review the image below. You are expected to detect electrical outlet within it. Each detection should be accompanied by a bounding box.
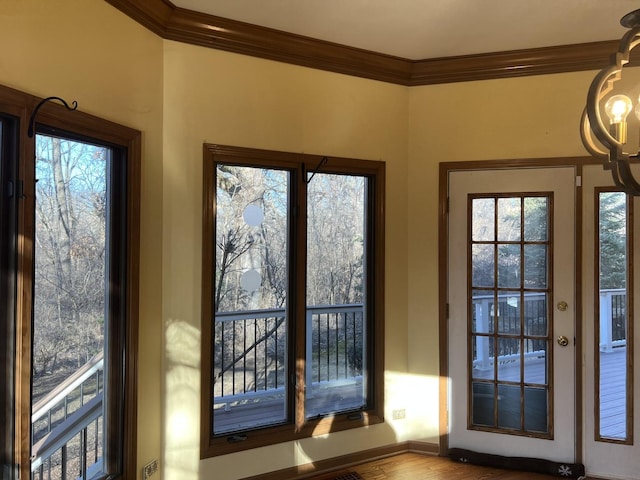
[392,408,406,420]
[143,459,159,480]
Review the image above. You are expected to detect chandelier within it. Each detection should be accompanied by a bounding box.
[581,9,640,195]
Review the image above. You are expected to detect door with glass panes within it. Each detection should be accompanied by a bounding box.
[447,164,639,479]
[447,167,577,464]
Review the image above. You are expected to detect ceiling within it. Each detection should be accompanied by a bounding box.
[171,0,638,60]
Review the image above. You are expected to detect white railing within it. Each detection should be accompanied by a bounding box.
[600,288,627,352]
[471,289,627,370]
[31,353,104,479]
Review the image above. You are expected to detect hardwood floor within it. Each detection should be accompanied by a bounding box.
[309,453,567,480]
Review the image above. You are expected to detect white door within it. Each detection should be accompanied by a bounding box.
[448,167,577,463]
[581,164,639,480]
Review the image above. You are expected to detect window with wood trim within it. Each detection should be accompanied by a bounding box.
[595,189,633,444]
[201,144,385,456]
[0,85,140,480]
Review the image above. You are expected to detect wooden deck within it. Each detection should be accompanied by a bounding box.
[214,380,365,434]
[599,347,627,439]
[214,349,627,437]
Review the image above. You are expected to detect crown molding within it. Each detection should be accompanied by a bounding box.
[106,0,618,86]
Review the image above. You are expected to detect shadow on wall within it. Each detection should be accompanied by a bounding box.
[163,318,201,480]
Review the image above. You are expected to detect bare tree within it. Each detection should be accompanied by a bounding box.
[33,135,107,383]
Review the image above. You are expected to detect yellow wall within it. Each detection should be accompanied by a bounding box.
[2,1,613,479]
[406,72,593,381]
[161,41,412,479]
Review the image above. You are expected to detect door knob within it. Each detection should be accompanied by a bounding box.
[557,335,570,347]
[557,301,568,311]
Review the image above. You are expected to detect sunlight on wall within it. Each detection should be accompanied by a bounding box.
[384,371,440,442]
[198,371,438,478]
[164,318,201,480]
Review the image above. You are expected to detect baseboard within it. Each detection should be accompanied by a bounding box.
[240,440,440,480]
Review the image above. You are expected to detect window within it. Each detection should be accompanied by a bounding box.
[468,194,552,436]
[0,85,140,480]
[201,144,384,456]
[595,189,633,443]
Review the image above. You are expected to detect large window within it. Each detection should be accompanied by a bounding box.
[0,86,140,480]
[201,145,385,456]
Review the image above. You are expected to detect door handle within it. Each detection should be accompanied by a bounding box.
[557,335,570,347]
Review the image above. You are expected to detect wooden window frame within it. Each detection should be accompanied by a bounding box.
[0,84,140,480]
[200,144,385,457]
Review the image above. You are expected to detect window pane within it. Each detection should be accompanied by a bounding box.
[213,165,289,434]
[597,191,631,441]
[472,382,495,427]
[524,339,547,384]
[305,173,367,418]
[497,197,521,242]
[524,294,548,336]
[524,387,548,433]
[471,289,494,334]
[32,134,108,477]
[471,335,494,380]
[497,384,521,430]
[524,244,547,288]
[497,244,520,288]
[497,337,521,381]
[472,198,495,241]
[524,196,548,241]
[497,292,520,335]
[472,244,494,287]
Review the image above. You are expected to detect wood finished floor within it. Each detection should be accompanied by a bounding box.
[308,453,569,480]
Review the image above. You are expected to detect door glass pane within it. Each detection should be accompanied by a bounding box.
[524,197,548,241]
[524,244,547,288]
[471,289,494,334]
[497,244,520,288]
[497,384,521,430]
[469,194,551,436]
[524,339,548,384]
[597,191,631,442]
[212,165,289,435]
[497,292,520,335]
[32,134,108,478]
[472,198,495,241]
[305,173,367,418]
[472,244,494,287]
[472,382,495,427]
[497,197,521,242]
[471,334,494,380]
[524,387,548,433]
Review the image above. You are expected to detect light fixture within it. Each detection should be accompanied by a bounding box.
[581,9,640,195]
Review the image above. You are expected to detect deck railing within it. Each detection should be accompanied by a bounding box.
[30,352,104,480]
[213,304,364,407]
[472,289,627,369]
[599,288,627,352]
